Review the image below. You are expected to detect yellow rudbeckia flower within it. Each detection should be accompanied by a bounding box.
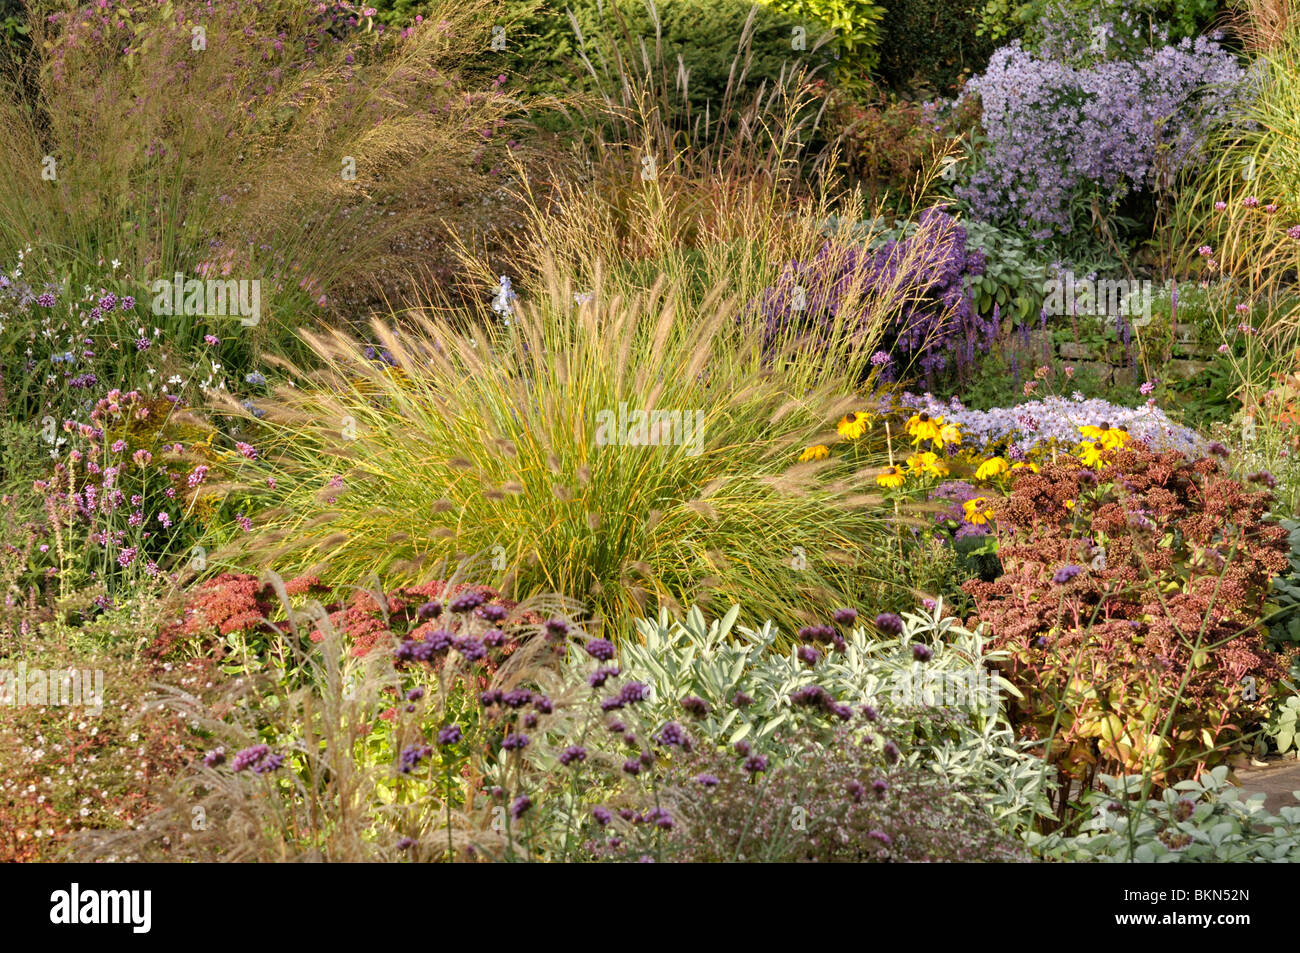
[1011,461,1040,473]
[963,496,996,526]
[934,420,962,449]
[1078,424,1107,441]
[906,451,949,477]
[1099,427,1131,450]
[1077,441,1105,469]
[1064,499,1076,510]
[799,444,830,462]
[837,411,870,440]
[905,412,941,445]
[975,456,1010,481]
[876,465,906,489]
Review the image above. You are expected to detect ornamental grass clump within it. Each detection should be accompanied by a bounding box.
[0,0,517,346]
[209,261,896,635]
[963,445,1291,820]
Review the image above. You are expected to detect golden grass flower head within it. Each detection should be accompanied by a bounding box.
[962,496,996,526]
[837,411,870,440]
[876,465,906,489]
[974,456,1010,481]
[799,444,831,462]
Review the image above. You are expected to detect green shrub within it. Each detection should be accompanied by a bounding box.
[976,0,1220,45]
[481,1,830,106]
[879,0,998,93]
[761,0,886,76]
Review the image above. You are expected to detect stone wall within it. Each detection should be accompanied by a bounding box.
[999,320,1215,389]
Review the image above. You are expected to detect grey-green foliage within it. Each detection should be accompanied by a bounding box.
[1031,767,1300,862]
[1266,518,1300,647]
[1265,693,1300,756]
[604,600,1055,829]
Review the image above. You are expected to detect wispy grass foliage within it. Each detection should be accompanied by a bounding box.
[207,258,903,634]
[0,0,518,346]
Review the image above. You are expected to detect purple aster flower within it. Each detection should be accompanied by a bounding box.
[654,722,689,747]
[618,682,650,706]
[587,665,620,688]
[680,695,710,716]
[448,590,486,613]
[559,745,587,766]
[875,612,904,635]
[1052,564,1082,585]
[585,637,616,661]
[398,744,431,774]
[454,636,486,661]
[231,744,271,773]
[437,724,462,745]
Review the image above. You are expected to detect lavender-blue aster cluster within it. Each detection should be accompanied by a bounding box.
[756,208,995,379]
[957,30,1248,236]
[900,392,1205,456]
